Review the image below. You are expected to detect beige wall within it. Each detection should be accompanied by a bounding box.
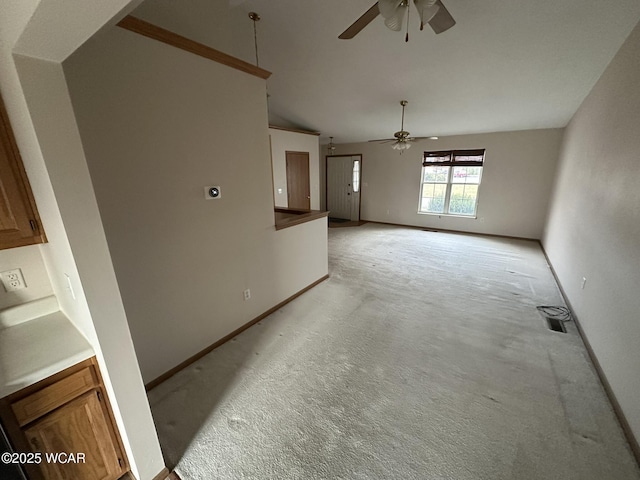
[270,128,320,209]
[132,0,254,64]
[329,129,563,239]
[543,21,640,443]
[64,27,328,383]
[16,56,164,479]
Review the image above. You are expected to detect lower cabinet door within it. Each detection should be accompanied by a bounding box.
[23,390,124,480]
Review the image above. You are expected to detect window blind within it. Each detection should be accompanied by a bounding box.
[423,149,485,167]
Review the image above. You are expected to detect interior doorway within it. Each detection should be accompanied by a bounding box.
[326,155,362,221]
[286,151,310,210]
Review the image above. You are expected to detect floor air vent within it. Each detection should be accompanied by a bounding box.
[536,305,571,334]
[546,316,566,333]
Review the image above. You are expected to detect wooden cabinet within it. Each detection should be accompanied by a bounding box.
[0,358,129,480]
[0,93,46,250]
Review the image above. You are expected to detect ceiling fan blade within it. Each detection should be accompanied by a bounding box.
[428,0,456,34]
[339,3,381,39]
[368,138,397,143]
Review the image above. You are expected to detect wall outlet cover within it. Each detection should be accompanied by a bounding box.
[1,268,26,292]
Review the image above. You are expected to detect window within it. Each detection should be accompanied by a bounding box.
[352,160,360,193]
[419,149,485,217]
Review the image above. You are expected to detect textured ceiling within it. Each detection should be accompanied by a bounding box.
[132,0,640,143]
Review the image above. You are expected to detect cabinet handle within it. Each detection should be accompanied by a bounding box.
[96,391,102,402]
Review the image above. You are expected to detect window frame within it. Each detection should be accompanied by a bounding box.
[418,149,485,218]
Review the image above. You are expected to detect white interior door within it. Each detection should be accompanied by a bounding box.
[327,155,361,221]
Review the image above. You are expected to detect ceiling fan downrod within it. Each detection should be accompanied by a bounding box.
[400,100,408,134]
[248,12,261,67]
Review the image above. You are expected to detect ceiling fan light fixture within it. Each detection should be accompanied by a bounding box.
[391,141,412,151]
[368,100,436,151]
[379,0,407,32]
[414,0,440,29]
[390,100,412,152]
[328,136,336,154]
[339,0,455,40]
[378,0,404,19]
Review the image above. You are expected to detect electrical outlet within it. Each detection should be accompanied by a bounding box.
[1,268,26,292]
[243,289,251,301]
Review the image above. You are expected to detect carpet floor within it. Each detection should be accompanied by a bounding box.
[148,223,640,479]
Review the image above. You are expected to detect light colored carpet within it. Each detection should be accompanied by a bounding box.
[148,223,640,480]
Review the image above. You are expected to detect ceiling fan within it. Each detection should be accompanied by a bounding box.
[339,0,455,41]
[369,100,437,153]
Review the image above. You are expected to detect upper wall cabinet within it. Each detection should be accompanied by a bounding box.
[0,93,46,249]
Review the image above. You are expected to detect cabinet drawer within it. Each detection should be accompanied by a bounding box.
[12,367,98,426]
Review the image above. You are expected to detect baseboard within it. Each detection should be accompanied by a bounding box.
[539,242,640,466]
[145,274,330,391]
[364,220,539,242]
[151,467,171,480]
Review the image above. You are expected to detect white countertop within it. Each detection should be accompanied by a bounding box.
[0,296,94,398]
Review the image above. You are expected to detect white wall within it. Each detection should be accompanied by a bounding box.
[329,129,563,239]
[543,20,640,445]
[64,27,328,383]
[270,128,320,209]
[0,1,166,479]
[0,246,53,309]
[0,1,55,312]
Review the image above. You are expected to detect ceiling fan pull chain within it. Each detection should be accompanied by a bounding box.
[405,1,410,42]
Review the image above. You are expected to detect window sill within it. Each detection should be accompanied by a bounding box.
[417,211,477,219]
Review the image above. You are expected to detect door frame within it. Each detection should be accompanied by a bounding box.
[325,154,363,221]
